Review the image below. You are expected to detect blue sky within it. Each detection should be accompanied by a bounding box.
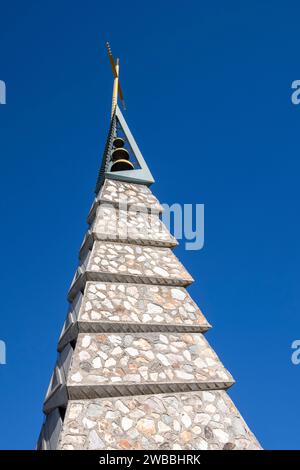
[0,0,300,449]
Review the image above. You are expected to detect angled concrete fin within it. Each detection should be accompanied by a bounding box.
[95,107,154,193]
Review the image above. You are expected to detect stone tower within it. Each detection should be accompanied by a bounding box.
[37,48,261,450]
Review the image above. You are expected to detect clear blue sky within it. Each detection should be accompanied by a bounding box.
[0,0,299,450]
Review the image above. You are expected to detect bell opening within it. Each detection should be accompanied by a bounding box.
[113,137,125,148]
[111,147,130,161]
[111,159,134,172]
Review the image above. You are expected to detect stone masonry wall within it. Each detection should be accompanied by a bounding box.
[58,391,261,450]
[98,179,163,213]
[91,204,176,247]
[67,333,234,396]
[86,241,193,285]
[78,282,210,331]
[39,179,261,451]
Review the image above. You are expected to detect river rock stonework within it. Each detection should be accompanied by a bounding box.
[68,240,194,301]
[87,242,191,283]
[66,332,234,397]
[58,391,261,450]
[88,204,177,247]
[92,179,163,216]
[77,282,210,331]
[38,176,261,450]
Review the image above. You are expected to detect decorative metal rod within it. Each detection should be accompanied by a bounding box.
[106,42,126,119]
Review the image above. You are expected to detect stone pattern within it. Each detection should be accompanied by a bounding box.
[40,176,261,450]
[67,333,233,390]
[99,179,163,213]
[58,391,261,450]
[78,282,210,331]
[91,204,176,247]
[84,241,193,285]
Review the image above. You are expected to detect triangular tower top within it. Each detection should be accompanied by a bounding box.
[95,43,154,194]
[95,106,154,194]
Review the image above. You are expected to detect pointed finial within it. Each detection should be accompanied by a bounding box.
[106,42,126,118]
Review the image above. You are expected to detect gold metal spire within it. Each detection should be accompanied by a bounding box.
[106,42,126,118]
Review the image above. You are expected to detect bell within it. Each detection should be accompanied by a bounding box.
[111,159,134,172]
[113,137,125,148]
[111,147,130,161]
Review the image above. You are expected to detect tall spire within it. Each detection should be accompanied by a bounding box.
[37,44,261,451]
[106,42,126,118]
[95,44,154,193]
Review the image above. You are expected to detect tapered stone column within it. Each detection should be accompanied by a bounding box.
[37,179,261,450]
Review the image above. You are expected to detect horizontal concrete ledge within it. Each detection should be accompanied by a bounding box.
[57,323,79,353]
[87,200,163,226]
[79,231,178,261]
[78,321,211,334]
[68,272,194,302]
[57,321,212,353]
[67,380,234,400]
[43,385,68,414]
